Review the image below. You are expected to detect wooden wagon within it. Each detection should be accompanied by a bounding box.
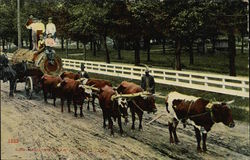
[11,48,63,99]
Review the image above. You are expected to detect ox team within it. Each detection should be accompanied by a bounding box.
[41,65,235,152]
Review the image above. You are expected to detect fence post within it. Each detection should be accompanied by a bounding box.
[189,74,192,84]
[242,81,246,92]
[222,78,226,89]
[204,76,208,87]
[176,73,179,83]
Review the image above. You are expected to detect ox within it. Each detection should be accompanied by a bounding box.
[60,71,80,80]
[165,91,235,152]
[117,81,157,130]
[41,74,62,103]
[57,78,86,116]
[60,71,112,112]
[99,85,129,135]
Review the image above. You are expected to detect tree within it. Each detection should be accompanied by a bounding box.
[166,1,203,70]
[214,0,248,76]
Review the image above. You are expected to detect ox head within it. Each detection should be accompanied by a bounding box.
[137,94,157,113]
[117,97,129,123]
[211,102,235,128]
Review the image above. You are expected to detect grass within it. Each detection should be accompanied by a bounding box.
[55,44,249,76]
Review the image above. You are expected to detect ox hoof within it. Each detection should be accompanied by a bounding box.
[202,147,207,152]
[80,114,84,117]
[170,138,174,144]
[175,139,180,144]
[197,147,202,153]
[74,114,77,117]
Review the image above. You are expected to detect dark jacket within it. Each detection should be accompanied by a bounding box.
[141,74,155,94]
[78,71,89,78]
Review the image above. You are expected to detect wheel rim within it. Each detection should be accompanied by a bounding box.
[25,77,33,98]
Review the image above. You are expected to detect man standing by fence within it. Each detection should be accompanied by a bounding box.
[141,68,155,94]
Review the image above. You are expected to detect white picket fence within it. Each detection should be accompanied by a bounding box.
[5,53,248,98]
[62,58,249,98]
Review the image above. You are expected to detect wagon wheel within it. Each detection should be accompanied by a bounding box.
[25,76,33,99]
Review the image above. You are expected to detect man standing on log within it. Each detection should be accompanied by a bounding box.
[25,15,33,50]
[46,17,56,39]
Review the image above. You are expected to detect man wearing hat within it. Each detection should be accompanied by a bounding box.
[141,68,155,94]
[26,17,40,51]
[78,63,89,78]
[46,17,56,39]
[25,15,33,50]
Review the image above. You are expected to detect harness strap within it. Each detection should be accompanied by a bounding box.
[179,102,216,127]
[185,101,193,119]
[205,103,216,123]
[132,100,144,112]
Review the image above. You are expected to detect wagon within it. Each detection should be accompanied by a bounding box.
[11,48,63,99]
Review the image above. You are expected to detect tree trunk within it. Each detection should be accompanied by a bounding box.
[93,41,96,56]
[147,39,151,62]
[162,38,166,54]
[66,39,69,58]
[61,37,64,50]
[189,42,194,65]
[84,44,87,61]
[228,29,236,76]
[77,40,79,50]
[117,41,122,60]
[103,36,110,63]
[90,41,93,51]
[241,34,244,54]
[134,41,140,66]
[175,39,182,70]
[212,36,216,55]
[97,40,101,51]
[2,39,5,50]
[202,38,205,55]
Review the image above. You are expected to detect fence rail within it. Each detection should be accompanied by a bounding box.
[6,53,249,98]
[62,58,249,98]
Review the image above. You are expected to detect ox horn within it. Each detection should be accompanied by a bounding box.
[83,85,99,92]
[57,83,61,87]
[225,100,235,105]
[76,78,86,82]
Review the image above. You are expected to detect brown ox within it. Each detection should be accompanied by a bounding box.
[57,78,86,116]
[60,71,112,112]
[41,74,62,103]
[85,78,112,112]
[165,92,235,152]
[60,71,80,80]
[99,85,128,135]
[117,81,157,130]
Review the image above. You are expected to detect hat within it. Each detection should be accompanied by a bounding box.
[81,63,85,68]
[48,17,53,20]
[29,15,33,19]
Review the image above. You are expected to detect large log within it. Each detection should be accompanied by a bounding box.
[11,48,62,76]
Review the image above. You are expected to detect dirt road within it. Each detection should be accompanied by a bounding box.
[1,82,249,160]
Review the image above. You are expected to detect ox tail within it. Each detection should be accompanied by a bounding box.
[165,96,170,113]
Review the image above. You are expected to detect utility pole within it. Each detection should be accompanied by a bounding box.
[17,0,21,48]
